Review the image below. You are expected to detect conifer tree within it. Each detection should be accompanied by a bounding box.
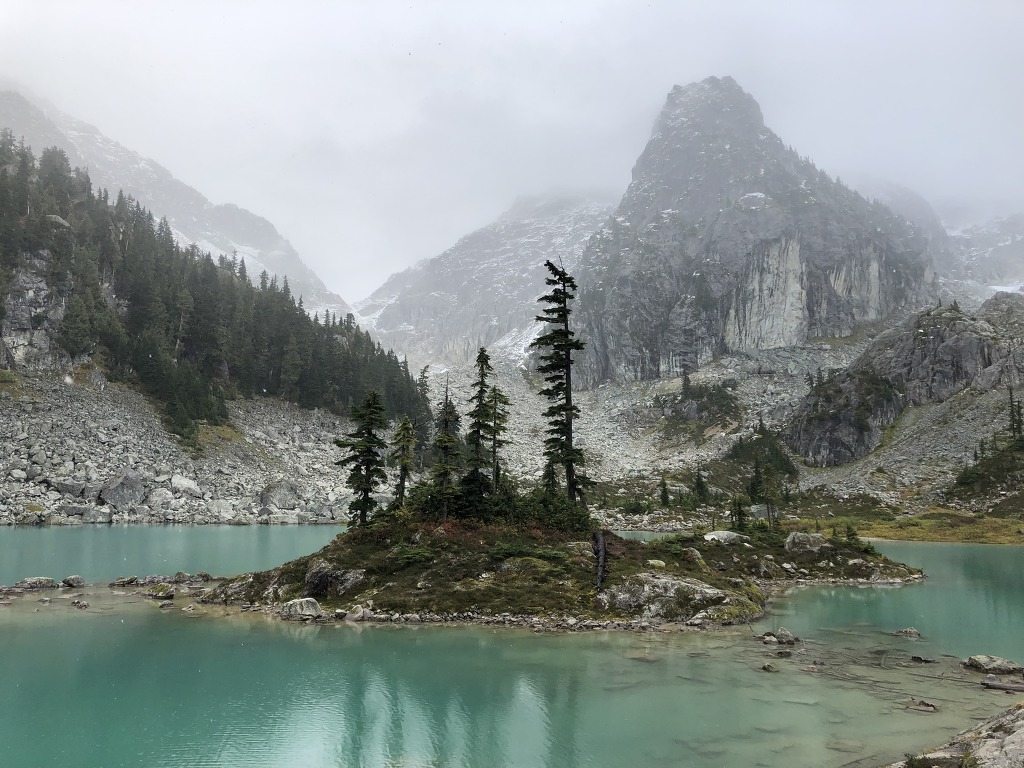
[430,380,462,522]
[487,384,510,490]
[388,415,417,507]
[659,476,670,507]
[530,260,589,506]
[464,347,496,511]
[335,391,388,526]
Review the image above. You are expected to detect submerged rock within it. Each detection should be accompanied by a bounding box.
[61,575,85,588]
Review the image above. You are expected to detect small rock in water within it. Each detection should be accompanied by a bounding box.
[71,599,88,610]
[62,575,85,588]
[894,627,921,638]
[761,663,778,673]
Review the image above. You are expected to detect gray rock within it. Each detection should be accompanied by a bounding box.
[281,598,321,619]
[259,479,301,510]
[963,655,1024,675]
[62,575,85,588]
[145,488,174,510]
[49,478,86,497]
[703,530,749,544]
[784,532,831,556]
[170,474,202,498]
[99,472,146,511]
[894,627,921,638]
[82,507,112,524]
[14,576,58,590]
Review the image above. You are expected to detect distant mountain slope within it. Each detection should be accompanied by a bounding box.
[949,214,1024,287]
[355,197,612,367]
[573,76,938,387]
[0,89,350,319]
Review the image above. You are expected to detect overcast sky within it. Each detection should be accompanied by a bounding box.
[2,0,1022,302]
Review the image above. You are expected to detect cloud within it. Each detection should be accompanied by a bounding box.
[1,0,1022,300]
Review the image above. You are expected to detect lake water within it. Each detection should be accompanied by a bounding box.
[0,525,345,584]
[1,532,1020,768]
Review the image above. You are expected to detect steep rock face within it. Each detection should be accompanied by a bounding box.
[0,90,350,319]
[786,292,1024,466]
[950,214,1024,286]
[1,250,69,369]
[355,197,611,367]
[575,76,937,387]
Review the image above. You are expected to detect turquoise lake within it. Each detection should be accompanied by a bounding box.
[1,532,1021,768]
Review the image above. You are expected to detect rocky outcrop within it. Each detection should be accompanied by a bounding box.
[888,704,1024,768]
[1,250,71,370]
[787,293,1024,466]
[355,196,611,367]
[596,572,760,624]
[574,76,936,387]
[963,655,1024,675]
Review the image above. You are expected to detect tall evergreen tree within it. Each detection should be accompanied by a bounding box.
[464,347,496,511]
[530,260,589,506]
[430,380,462,522]
[388,415,417,507]
[487,384,511,491]
[335,391,388,526]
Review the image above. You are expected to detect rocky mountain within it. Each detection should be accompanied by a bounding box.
[573,76,938,387]
[0,89,351,319]
[949,215,1024,287]
[355,196,611,367]
[786,292,1024,467]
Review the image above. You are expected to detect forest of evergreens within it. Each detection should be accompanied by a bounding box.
[0,132,430,440]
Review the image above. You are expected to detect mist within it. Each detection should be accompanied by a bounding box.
[1,0,1022,301]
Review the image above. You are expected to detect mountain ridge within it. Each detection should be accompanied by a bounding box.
[0,89,351,320]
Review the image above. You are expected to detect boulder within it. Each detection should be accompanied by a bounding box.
[49,478,86,497]
[963,655,1024,675]
[205,499,235,521]
[894,627,921,638]
[62,575,85,588]
[784,532,831,556]
[682,548,711,575]
[99,472,146,511]
[259,479,302,510]
[281,598,321,619]
[82,507,112,524]
[170,474,202,498]
[145,488,175,510]
[703,530,750,544]
[14,576,58,590]
[303,559,366,598]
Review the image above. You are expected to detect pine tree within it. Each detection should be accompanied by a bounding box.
[530,260,589,506]
[388,415,417,507]
[747,459,764,503]
[692,465,709,507]
[487,384,510,491]
[430,380,462,522]
[335,391,388,526]
[659,476,670,507]
[464,347,495,512]
[59,294,93,358]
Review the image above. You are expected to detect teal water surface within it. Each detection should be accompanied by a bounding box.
[0,525,344,584]
[0,536,1020,768]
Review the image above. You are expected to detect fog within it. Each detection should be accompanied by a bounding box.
[1,0,1022,301]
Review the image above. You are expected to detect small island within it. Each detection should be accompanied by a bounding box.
[206,521,919,628]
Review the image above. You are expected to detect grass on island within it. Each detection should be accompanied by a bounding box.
[208,514,917,623]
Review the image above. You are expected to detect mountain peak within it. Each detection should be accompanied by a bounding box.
[659,76,765,138]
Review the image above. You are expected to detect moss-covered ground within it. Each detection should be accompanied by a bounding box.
[208,518,917,622]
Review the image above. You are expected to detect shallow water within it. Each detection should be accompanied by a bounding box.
[0,535,1020,767]
[0,524,344,584]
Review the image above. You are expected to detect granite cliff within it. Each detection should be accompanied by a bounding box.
[573,76,938,387]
